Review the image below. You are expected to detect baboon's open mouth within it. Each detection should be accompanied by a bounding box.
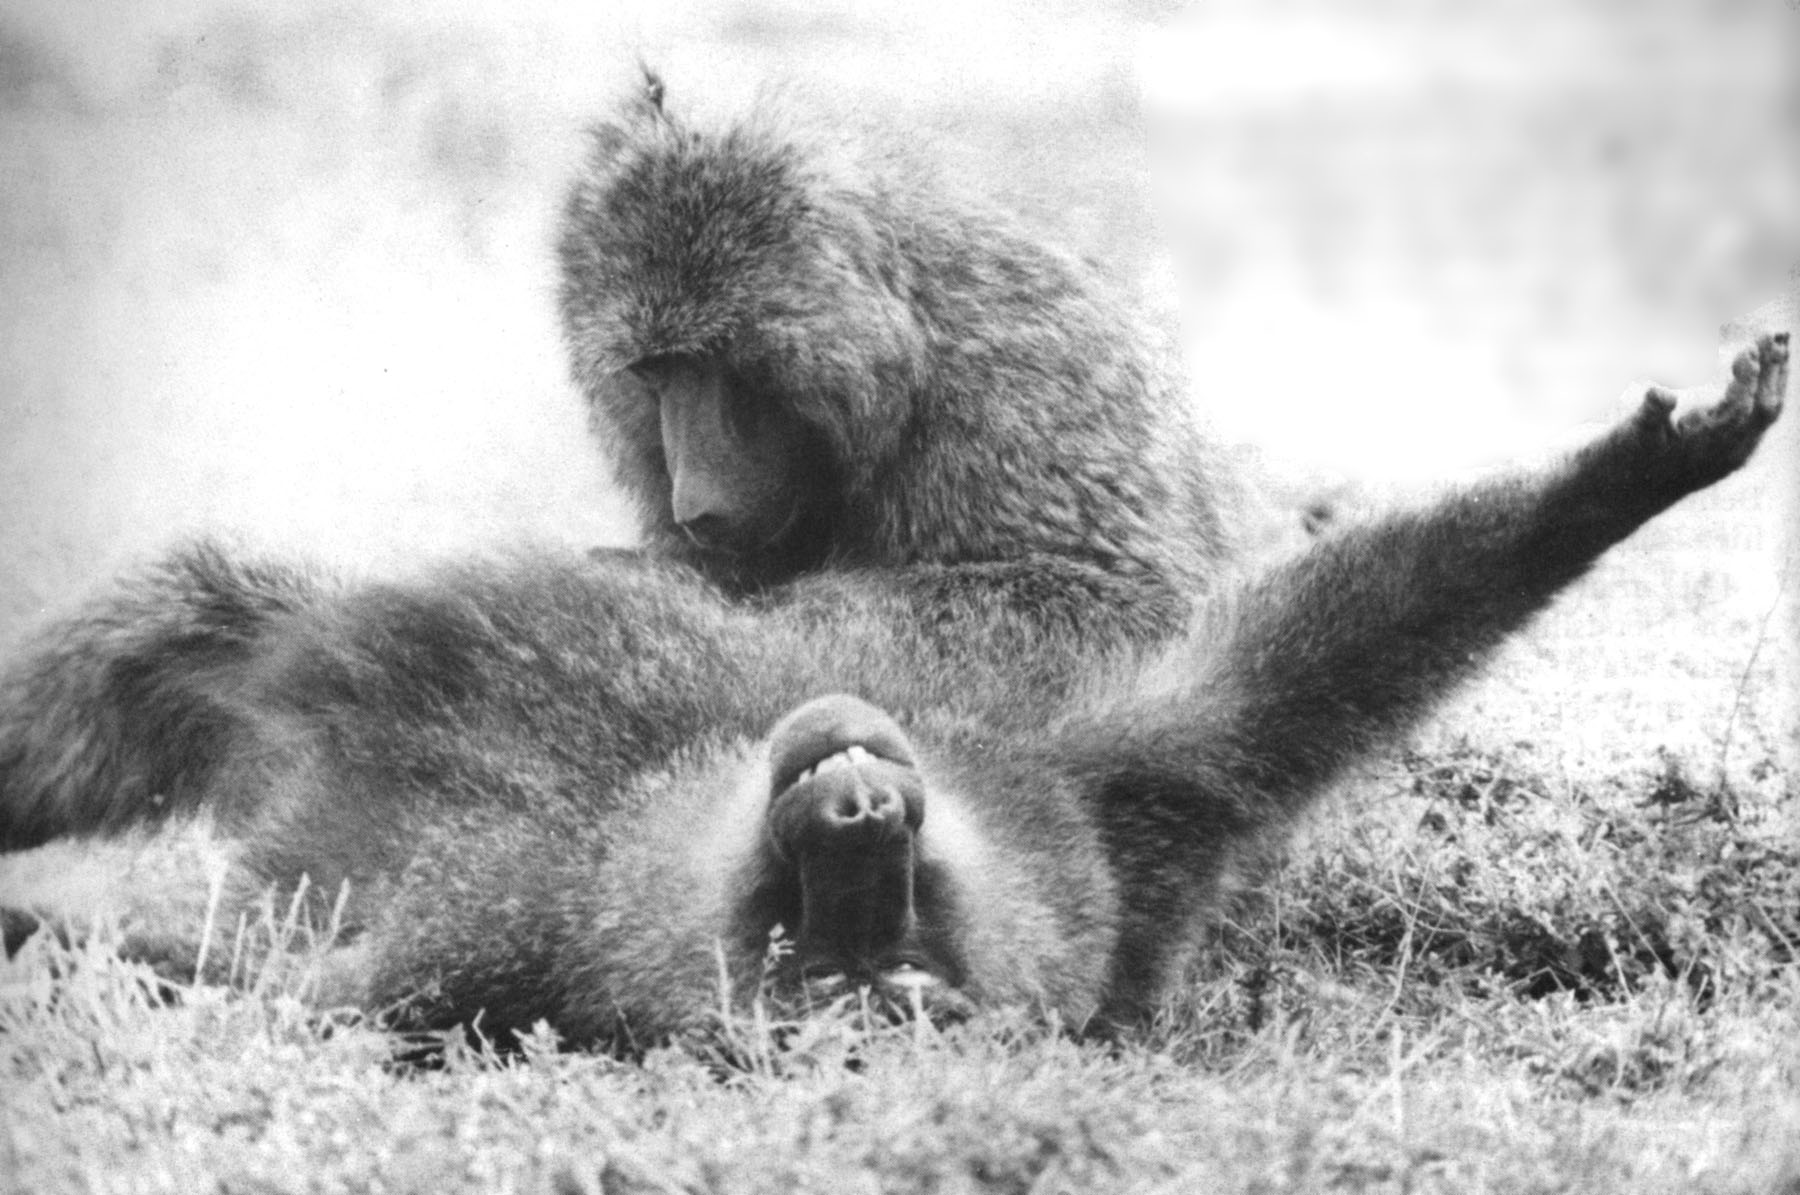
[799,959,973,1023]
[767,705,919,800]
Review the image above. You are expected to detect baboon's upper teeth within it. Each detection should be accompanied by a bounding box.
[795,745,878,786]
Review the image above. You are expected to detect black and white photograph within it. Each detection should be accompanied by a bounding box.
[1,2,1796,1191]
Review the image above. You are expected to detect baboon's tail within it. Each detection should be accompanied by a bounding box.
[0,542,323,850]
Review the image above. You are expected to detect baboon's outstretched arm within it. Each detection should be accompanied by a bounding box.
[1062,334,1787,1015]
[1189,333,1785,813]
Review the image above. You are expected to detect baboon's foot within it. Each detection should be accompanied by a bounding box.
[766,695,931,990]
[1624,332,1787,498]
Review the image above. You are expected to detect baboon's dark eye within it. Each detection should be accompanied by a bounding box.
[730,383,769,438]
[726,367,791,440]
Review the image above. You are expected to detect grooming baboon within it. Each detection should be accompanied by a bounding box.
[557,75,1235,603]
[0,336,1786,1048]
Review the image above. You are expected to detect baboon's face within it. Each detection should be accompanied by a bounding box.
[762,695,972,1020]
[630,354,821,557]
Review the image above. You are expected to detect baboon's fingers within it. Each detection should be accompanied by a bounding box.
[1619,332,1787,497]
[1640,385,1679,419]
[1753,330,1789,420]
[1677,331,1788,437]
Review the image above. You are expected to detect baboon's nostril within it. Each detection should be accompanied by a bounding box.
[830,781,902,827]
[833,791,866,822]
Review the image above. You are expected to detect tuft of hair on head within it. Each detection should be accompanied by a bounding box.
[638,64,666,116]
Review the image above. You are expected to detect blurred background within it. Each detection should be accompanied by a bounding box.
[0,0,1794,646]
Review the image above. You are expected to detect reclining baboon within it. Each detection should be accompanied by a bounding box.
[0,334,1786,1050]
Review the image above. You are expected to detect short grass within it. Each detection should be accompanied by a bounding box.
[2,4,1797,1194]
[4,790,1798,1195]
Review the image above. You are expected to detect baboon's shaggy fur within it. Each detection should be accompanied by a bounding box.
[0,81,1786,1051]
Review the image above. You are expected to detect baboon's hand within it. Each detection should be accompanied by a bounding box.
[1629,332,1787,498]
